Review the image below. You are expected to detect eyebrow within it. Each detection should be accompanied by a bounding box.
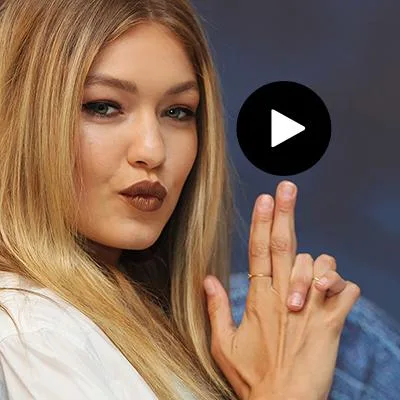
[84,73,199,96]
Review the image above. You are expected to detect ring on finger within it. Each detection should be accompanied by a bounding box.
[248,273,270,279]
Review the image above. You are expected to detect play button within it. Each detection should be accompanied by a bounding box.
[271,109,305,148]
[236,81,331,176]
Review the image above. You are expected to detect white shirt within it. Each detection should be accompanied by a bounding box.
[0,271,195,399]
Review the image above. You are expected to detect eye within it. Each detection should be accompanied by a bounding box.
[82,101,121,119]
[166,106,196,122]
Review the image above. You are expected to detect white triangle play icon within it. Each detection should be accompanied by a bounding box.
[271,109,305,148]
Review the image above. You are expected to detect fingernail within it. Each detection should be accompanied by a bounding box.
[258,195,273,211]
[204,278,216,296]
[280,182,295,200]
[289,292,303,307]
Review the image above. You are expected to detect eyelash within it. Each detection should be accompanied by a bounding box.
[81,101,197,122]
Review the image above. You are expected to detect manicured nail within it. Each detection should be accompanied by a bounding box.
[289,292,303,307]
[280,182,295,200]
[204,278,216,296]
[258,195,272,211]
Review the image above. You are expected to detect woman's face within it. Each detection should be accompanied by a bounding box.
[75,22,199,266]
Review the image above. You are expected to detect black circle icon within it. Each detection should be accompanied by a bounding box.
[236,81,331,176]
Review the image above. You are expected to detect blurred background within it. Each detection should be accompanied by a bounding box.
[192,1,400,323]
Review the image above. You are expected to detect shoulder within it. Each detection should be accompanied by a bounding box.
[0,271,159,399]
[0,271,95,345]
[0,327,120,399]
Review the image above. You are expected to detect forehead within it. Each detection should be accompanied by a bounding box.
[87,22,197,85]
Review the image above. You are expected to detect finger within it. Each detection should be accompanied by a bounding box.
[286,253,314,311]
[270,181,298,296]
[248,194,274,294]
[325,281,361,329]
[309,254,337,305]
[203,275,236,349]
[203,275,246,398]
[313,270,347,298]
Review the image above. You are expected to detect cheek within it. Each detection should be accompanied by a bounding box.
[170,134,198,182]
[76,125,122,186]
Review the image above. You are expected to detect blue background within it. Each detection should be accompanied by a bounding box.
[192,1,400,323]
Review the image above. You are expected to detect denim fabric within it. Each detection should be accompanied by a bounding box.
[229,272,400,400]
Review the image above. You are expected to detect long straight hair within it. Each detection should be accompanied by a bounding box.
[0,0,245,398]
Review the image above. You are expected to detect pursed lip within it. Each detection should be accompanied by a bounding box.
[119,180,168,200]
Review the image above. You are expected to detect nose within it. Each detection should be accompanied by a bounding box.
[127,109,166,169]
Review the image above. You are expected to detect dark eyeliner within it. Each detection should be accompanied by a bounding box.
[166,106,196,121]
[82,101,122,119]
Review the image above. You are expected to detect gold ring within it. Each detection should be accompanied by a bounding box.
[313,276,321,282]
[248,273,270,279]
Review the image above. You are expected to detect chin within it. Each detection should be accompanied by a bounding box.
[124,242,156,251]
[118,230,162,251]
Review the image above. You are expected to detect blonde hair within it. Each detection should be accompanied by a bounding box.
[0,0,246,398]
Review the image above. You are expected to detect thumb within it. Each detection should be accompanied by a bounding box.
[204,275,236,340]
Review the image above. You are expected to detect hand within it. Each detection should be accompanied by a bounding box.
[203,181,361,400]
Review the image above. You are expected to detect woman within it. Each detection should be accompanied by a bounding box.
[0,0,360,399]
